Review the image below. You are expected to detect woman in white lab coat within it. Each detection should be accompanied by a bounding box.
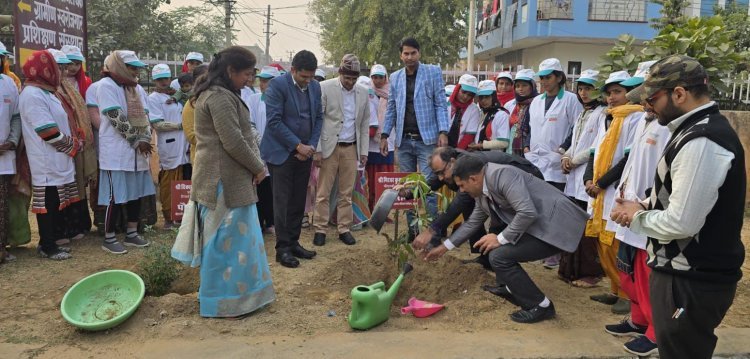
[468,80,509,151]
[526,58,584,191]
[527,58,584,270]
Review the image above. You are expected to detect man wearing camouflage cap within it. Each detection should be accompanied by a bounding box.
[611,55,746,359]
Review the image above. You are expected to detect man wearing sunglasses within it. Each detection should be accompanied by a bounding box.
[611,55,745,359]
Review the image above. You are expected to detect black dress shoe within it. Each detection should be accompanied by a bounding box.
[481,284,520,306]
[313,233,326,246]
[339,232,356,245]
[275,251,299,268]
[291,244,317,259]
[510,302,556,324]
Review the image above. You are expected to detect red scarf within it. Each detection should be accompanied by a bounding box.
[72,69,91,98]
[497,91,514,106]
[22,50,60,92]
[509,98,532,127]
[449,87,473,117]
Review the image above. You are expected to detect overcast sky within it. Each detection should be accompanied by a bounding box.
[164,0,324,62]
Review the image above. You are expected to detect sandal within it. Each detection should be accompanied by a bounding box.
[37,247,73,261]
[301,214,310,228]
[572,277,601,288]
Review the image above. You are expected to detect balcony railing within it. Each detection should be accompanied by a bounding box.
[537,0,573,20]
[588,0,647,22]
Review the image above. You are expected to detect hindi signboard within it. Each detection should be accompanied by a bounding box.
[13,0,87,67]
[170,180,191,222]
[374,172,417,210]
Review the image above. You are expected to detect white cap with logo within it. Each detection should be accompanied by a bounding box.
[515,68,536,82]
[537,58,563,77]
[258,66,281,79]
[61,45,84,62]
[118,50,146,67]
[185,52,204,62]
[371,64,387,77]
[576,69,599,85]
[457,74,478,94]
[151,64,171,80]
[46,49,71,64]
[477,80,497,96]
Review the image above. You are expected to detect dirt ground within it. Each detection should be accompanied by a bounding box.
[1,213,750,358]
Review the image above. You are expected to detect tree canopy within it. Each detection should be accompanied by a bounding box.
[311,0,468,67]
[86,0,228,58]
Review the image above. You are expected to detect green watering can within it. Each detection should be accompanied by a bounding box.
[348,262,413,330]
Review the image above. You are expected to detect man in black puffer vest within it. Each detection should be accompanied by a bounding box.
[611,55,746,359]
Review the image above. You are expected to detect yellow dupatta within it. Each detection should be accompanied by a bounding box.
[585,104,643,245]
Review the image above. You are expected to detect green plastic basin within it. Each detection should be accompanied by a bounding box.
[60,270,145,331]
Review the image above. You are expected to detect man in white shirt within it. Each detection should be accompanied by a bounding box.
[311,54,370,246]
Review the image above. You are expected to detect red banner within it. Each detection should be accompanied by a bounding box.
[170,180,191,222]
[374,172,416,210]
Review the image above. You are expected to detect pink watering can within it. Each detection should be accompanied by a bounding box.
[400,297,444,318]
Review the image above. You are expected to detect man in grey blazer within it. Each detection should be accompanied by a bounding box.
[425,155,588,323]
[312,54,370,246]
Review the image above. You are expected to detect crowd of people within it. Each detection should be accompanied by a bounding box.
[0,36,745,359]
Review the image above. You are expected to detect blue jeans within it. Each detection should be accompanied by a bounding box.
[397,138,438,230]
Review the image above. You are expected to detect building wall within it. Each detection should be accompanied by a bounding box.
[520,42,621,74]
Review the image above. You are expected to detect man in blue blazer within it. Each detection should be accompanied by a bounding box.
[380,37,450,237]
[260,50,323,268]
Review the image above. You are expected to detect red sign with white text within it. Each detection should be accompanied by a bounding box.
[374,172,417,210]
[170,180,191,222]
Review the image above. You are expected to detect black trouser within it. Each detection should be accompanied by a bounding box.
[269,155,311,251]
[104,199,141,235]
[547,181,565,192]
[64,200,91,237]
[36,186,74,252]
[650,270,737,359]
[256,176,274,229]
[489,233,561,309]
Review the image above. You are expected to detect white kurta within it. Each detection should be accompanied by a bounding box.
[96,78,151,172]
[587,110,642,227]
[564,105,607,201]
[148,92,189,170]
[614,115,671,249]
[0,75,19,175]
[526,90,583,183]
[19,86,75,186]
[247,93,271,177]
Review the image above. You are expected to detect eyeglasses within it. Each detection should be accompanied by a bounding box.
[646,89,668,106]
[434,161,450,177]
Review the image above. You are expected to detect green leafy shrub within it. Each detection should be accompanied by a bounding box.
[136,242,180,296]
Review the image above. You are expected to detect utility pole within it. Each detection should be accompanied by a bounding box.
[286,50,295,63]
[467,0,476,72]
[223,0,234,47]
[264,5,273,64]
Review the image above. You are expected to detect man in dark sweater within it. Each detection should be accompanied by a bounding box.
[611,55,746,359]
